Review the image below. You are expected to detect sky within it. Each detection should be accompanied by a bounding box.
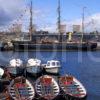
[0,0,100,32]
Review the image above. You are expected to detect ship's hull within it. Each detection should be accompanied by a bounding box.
[12,41,97,51]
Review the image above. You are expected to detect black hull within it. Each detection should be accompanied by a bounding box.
[12,42,97,51]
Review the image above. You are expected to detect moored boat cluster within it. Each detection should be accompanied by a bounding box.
[0,58,87,100]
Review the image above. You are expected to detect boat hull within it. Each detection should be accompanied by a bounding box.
[8,77,35,100]
[35,75,60,100]
[59,76,87,100]
[26,66,42,76]
[60,91,87,100]
[7,67,24,76]
[61,95,87,100]
[12,41,97,51]
[44,67,60,74]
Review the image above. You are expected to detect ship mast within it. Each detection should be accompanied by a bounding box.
[81,7,86,43]
[57,0,61,34]
[29,0,33,41]
[57,0,62,42]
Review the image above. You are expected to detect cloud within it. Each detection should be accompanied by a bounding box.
[40,13,100,33]
[0,0,25,26]
[21,8,49,32]
[0,8,11,25]
[86,13,100,32]
[40,24,57,33]
[67,13,100,32]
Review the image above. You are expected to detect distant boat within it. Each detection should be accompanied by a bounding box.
[44,60,61,74]
[8,76,35,100]
[26,58,42,76]
[59,75,87,99]
[7,59,24,76]
[0,67,4,79]
[35,75,60,100]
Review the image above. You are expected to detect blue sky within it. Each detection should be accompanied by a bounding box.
[26,0,100,21]
[23,0,100,32]
[0,0,100,32]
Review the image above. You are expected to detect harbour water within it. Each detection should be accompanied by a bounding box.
[0,51,100,100]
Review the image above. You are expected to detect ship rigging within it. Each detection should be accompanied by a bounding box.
[29,0,33,41]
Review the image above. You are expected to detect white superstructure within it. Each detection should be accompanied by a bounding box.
[44,60,61,74]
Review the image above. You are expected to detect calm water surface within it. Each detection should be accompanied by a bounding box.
[0,51,100,100]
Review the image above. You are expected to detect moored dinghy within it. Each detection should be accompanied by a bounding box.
[8,76,35,100]
[7,59,24,76]
[0,67,4,79]
[0,92,10,100]
[59,75,87,99]
[26,58,42,76]
[44,60,61,74]
[35,75,60,100]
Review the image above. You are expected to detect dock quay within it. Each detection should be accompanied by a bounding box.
[0,33,99,51]
[96,42,100,50]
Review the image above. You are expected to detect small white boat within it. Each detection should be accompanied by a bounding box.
[0,67,4,79]
[8,76,35,100]
[7,59,24,75]
[35,75,60,100]
[26,58,42,76]
[44,60,61,74]
[59,75,87,99]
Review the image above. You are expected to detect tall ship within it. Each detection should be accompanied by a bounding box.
[12,0,97,51]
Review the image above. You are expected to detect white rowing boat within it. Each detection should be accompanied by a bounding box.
[8,76,35,100]
[35,75,60,100]
[59,75,87,99]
